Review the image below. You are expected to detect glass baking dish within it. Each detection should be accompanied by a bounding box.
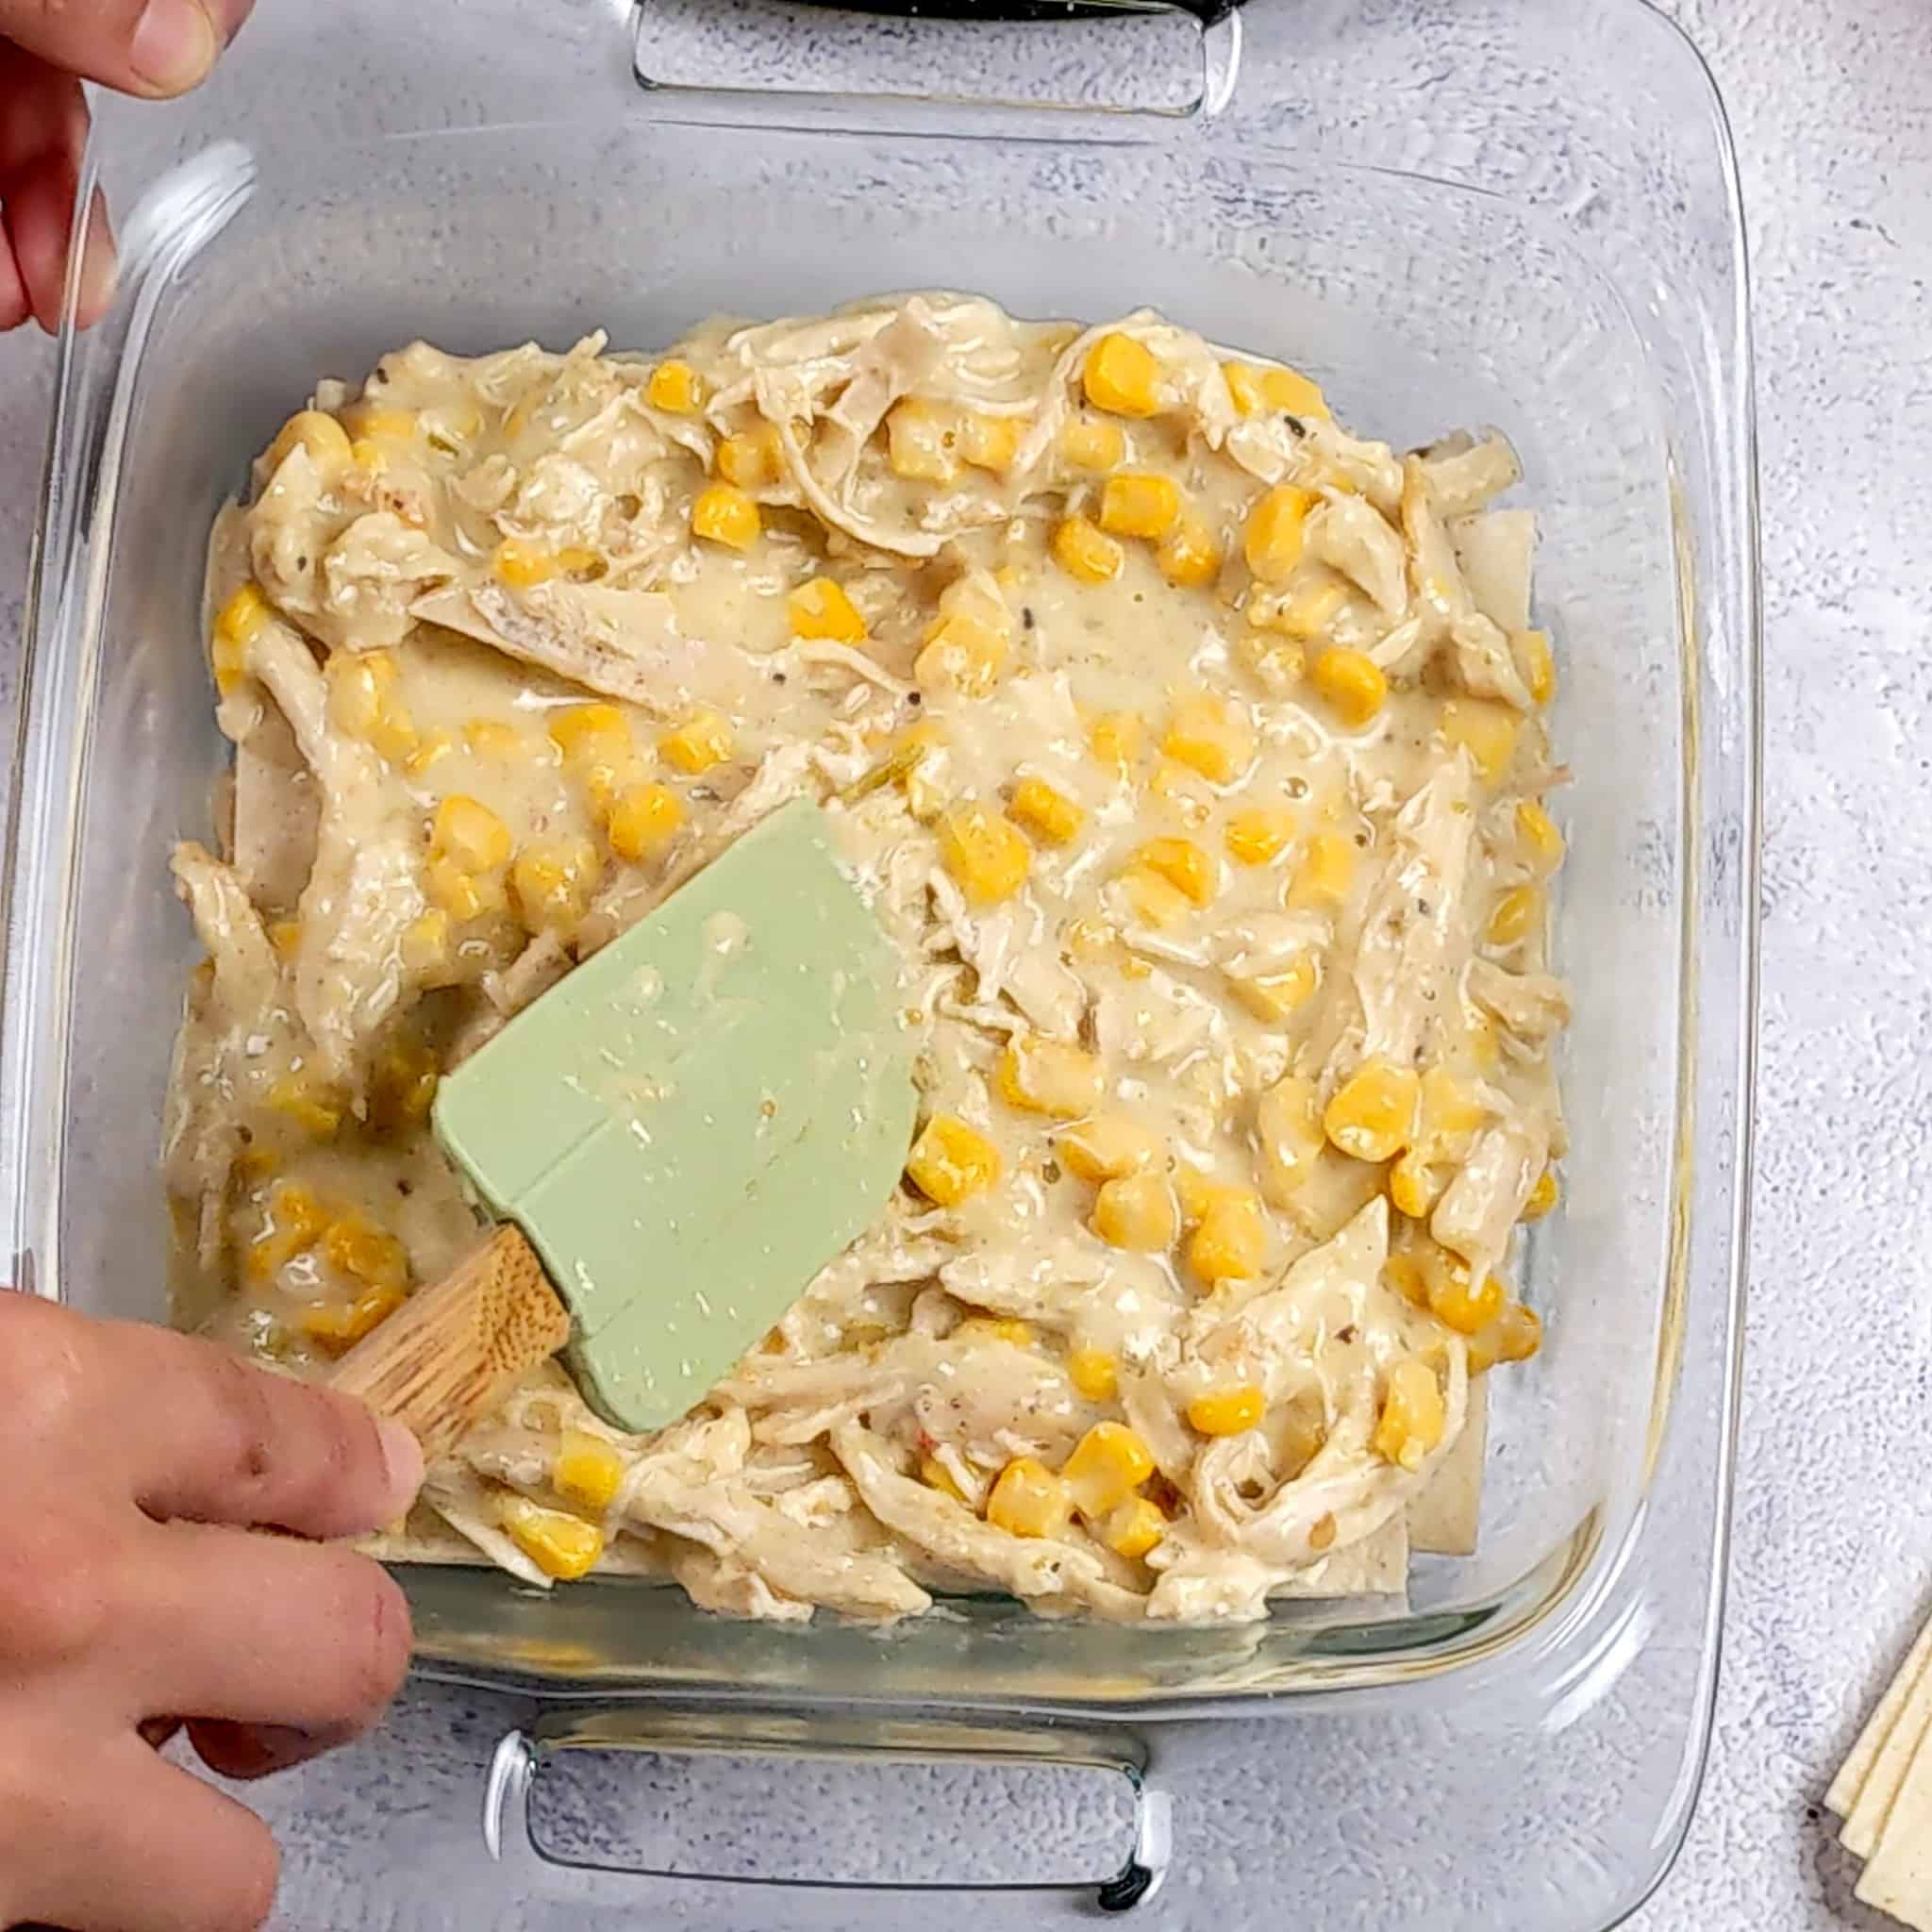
[2,0,1758,1923]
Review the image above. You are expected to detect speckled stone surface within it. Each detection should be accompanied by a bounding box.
[0,1,1925,1926]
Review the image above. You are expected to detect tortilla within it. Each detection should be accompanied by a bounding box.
[1829,1607,1932,1819]
[1845,1615,1932,1858]
[1855,1716,1932,1929]
[1408,1376,1487,1557]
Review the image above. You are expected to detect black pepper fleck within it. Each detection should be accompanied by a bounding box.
[908,691,923,707]
[1022,607,1036,629]
[1338,1324,1358,1344]
[772,672,787,685]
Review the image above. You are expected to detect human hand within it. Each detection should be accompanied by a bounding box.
[0,1291,423,1932]
[2,1,257,333]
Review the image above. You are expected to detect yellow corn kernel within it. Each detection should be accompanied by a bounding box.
[510,836,600,932]
[1288,829,1356,908]
[1088,709,1143,774]
[1056,1114,1158,1185]
[464,718,523,761]
[607,782,686,864]
[548,703,629,765]
[1487,885,1542,947]
[1083,332,1161,417]
[985,1457,1072,1539]
[1324,1058,1421,1164]
[996,1036,1104,1120]
[1187,1385,1266,1437]
[1091,1172,1177,1252]
[915,615,1007,699]
[691,483,760,552]
[1388,1154,1441,1221]
[501,1495,607,1581]
[266,1071,344,1140]
[431,794,513,872]
[960,411,1022,473]
[1254,1075,1324,1204]
[1523,1167,1560,1222]
[1189,1188,1267,1284]
[1440,698,1520,783]
[1493,1300,1543,1363]
[212,584,268,693]
[554,1428,625,1513]
[1132,837,1217,907]
[1222,361,1266,416]
[368,1038,440,1133]
[249,1181,328,1279]
[267,919,302,961]
[1098,470,1182,541]
[1060,417,1125,471]
[1224,808,1294,867]
[1428,1258,1507,1336]
[1066,1346,1120,1403]
[1008,776,1085,845]
[956,1316,1037,1348]
[1233,954,1319,1023]
[1173,1166,1229,1224]
[233,1141,277,1185]
[1113,864,1193,930]
[1102,1494,1167,1560]
[1514,627,1557,706]
[265,409,354,474]
[1516,800,1566,874]
[368,694,420,765]
[659,708,736,775]
[1234,628,1306,698]
[1061,1422,1156,1518]
[906,1114,1001,1208]
[491,537,567,589]
[425,857,504,924]
[646,359,706,414]
[939,804,1030,906]
[406,731,454,777]
[1243,486,1317,584]
[789,575,867,644]
[886,400,959,483]
[919,1454,970,1505]
[1156,514,1223,591]
[1260,366,1330,420]
[1269,574,1351,642]
[323,1213,409,1293]
[322,649,395,739]
[1052,514,1124,586]
[295,1286,405,1353]
[1312,648,1388,728]
[1372,1357,1445,1472]
[339,402,417,445]
[1382,1251,1432,1309]
[1416,1065,1481,1152]
[715,423,782,488]
[1162,691,1255,784]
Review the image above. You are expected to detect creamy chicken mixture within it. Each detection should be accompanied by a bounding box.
[165,294,1570,1624]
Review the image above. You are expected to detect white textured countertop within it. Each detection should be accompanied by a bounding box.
[1,1,1925,1925]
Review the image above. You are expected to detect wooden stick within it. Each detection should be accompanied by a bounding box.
[328,1225,570,1461]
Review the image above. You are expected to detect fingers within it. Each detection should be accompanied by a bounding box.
[0,0,245,100]
[108,1320,424,1538]
[0,45,114,331]
[136,1521,412,1735]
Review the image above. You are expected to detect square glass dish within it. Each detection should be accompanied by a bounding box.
[3,0,1758,1923]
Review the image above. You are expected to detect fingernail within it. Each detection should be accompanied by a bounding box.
[377,1418,425,1511]
[76,192,117,327]
[130,0,218,94]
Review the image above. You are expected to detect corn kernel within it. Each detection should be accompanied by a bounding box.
[1052,514,1124,585]
[659,708,736,775]
[1383,1252,1432,1309]
[1254,1076,1324,1203]
[266,1071,344,1140]
[1162,691,1255,784]
[956,1316,1037,1348]
[212,584,269,693]
[548,703,629,765]
[1514,628,1557,706]
[1523,1167,1560,1222]
[1189,1188,1267,1284]
[1113,864,1193,930]
[1288,829,1356,908]
[555,1428,625,1513]
[715,423,782,488]
[1083,333,1161,417]
[1173,1166,1228,1224]
[915,615,1007,699]
[324,1213,409,1293]
[1222,361,1266,416]
[1089,710,1143,774]
[1243,486,1317,583]
[1493,1299,1543,1362]
[1269,574,1351,641]
[464,718,523,760]
[906,1114,1001,1208]
[885,398,959,483]
[691,483,760,551]
[264,409,353,473]
[1428,1258,1507,1335]
[960,412,1022,473]
[1260,366,1330,420]
[1233,955,1319,1023]
[510,836,600,933]
[1102,1495,1167,1559]
[985,1457,1072,1539]
[1091,1172,1177,1252]
[367,692,420,764]
[1234,628,1305,697]
[268,919,302,960]
[368,1038,440,1133]
[789,575,867,644]
[425,857,504,924]
[1487,885,1542,947]
[501,1495,607,1581]
[1312,648,1388,728]
[1061,1422,1156,1517]
[429,794,512,874]
[1224,808,1294,867]
[996,1036,1104,1119]
[1440,698,1520,783]
[295,1286,405,1353]
[406,732,454,776]
[919,1454,969,1505]
[1131,837,1217,908]
[939,804,1030,906]
[1516,800,1566,874]
[1098,471,1182,541]
[1008,775,1084,844]
[1388,1153,1441,1221]
[1061,417,1125,471]
[492,537,566,589]
[1156,515,1223,591]
[1056,1114,1158,1185]
[249,1181,328,1279]
[1066,1346,1120,1403]
[1324,1058,1421,1163]
[340,402,417,445]
[1187,1385,1266,1437]
[646,359,706,414]
[1372,1357,1445,1472]
[608,782,686,864]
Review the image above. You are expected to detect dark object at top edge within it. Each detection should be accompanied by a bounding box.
[773,1,1240,25]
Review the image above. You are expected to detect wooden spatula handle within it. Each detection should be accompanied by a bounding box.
[328,1224,570,1461]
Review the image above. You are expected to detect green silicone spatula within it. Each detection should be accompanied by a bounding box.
[329,798,916,1450]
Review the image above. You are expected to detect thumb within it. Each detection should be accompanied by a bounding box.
[0,0,253,101]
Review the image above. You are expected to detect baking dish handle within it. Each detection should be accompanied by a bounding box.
[480,1708,1173,1913]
